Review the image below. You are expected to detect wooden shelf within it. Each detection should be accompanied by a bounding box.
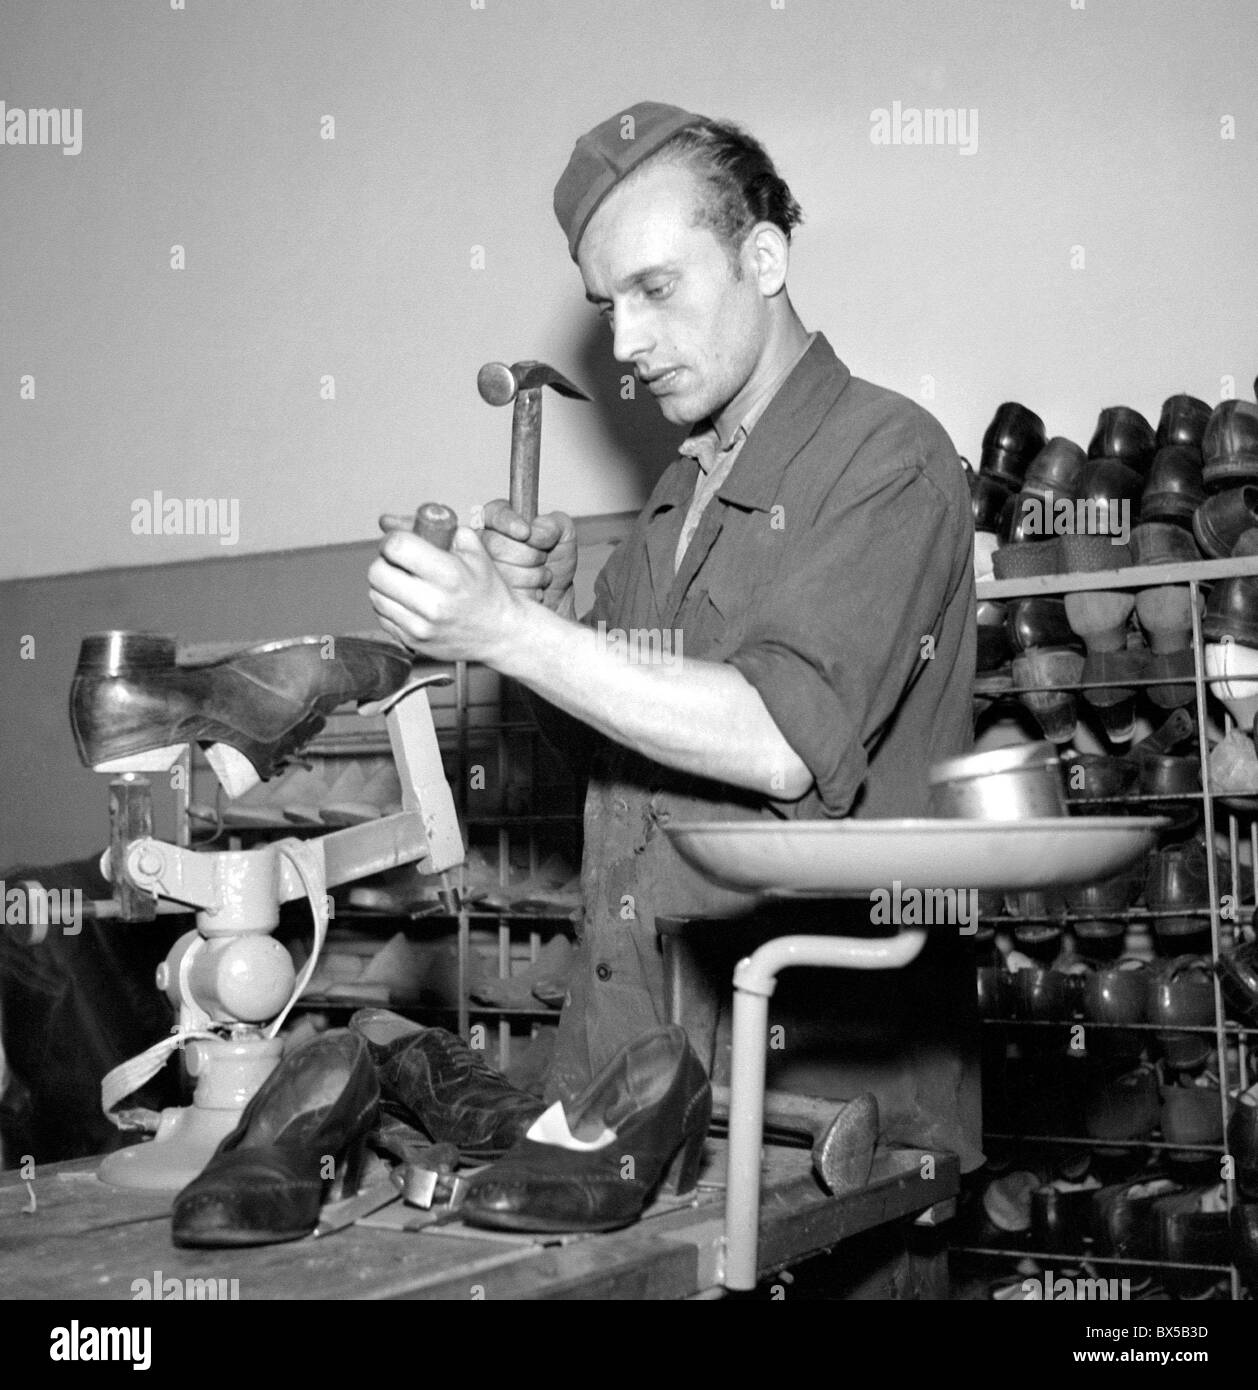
[977,552,1258,601]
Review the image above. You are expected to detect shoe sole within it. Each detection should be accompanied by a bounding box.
[459,1206,639,1235]
[172,1225,311,1249]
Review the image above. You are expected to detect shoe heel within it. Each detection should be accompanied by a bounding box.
[327,1132,371,1200]
[76,631,177,676]
[659,1123,707,1199]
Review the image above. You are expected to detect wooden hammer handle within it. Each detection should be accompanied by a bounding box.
[509,391,542,524]
[413,502,458,551]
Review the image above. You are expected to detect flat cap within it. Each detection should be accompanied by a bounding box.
[553,101,708,259]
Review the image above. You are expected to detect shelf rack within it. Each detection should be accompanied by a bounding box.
[967,552,1258,1299]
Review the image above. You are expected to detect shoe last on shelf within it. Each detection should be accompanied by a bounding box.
[1157,394,1213,452]
[1193,484,1258,559]
[979,401,1047,491]
[1141,444,1206,527]
[1088,406,1158,475]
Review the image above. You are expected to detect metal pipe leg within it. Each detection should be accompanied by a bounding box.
[722,929,929,1291]
[724,976,772,1291]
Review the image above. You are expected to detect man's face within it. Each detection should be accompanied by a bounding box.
[578,162,771,430]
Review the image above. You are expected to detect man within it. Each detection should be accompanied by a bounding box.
[370,102,981,1170]
[0,856,184,1165]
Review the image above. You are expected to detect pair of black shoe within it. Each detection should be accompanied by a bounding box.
[171,1018,711,1247]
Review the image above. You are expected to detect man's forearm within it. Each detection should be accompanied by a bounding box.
[493,599,812,798]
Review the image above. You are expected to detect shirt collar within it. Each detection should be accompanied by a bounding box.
[645,333,851,519]
[678,331,819,473]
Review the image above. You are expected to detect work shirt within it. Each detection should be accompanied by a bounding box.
[674,332,817,571]
[541,334,982,1170]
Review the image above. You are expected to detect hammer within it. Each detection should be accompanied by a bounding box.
[476,360,589,523]
[710,1085,879,1195]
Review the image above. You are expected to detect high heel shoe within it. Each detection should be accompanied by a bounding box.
[170,1029,379,1248]
[459,1024,712,1233]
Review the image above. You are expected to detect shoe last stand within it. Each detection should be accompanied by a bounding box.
[90,669,464,1192]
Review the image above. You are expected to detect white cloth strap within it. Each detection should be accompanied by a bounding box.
[100,839,330,1130]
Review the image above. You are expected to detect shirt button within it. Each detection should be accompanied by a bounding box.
[595,964,612,982]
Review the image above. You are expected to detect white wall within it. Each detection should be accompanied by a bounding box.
[2,0,1256,579]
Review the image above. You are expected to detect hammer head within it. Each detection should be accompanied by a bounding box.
[477,359,590,407]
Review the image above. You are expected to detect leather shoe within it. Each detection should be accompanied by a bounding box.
[1144,841,1211,952]
[977,964,1012,1018]
[349,1009,544,1159]
[171,1029,378,1248]
[1012,965,1070,1021]
[1006,597,1085,655]
[1023,436,1087,501]
[1132,715,1202,834]
[980,402,1047,490]
[1092,1175,1180,1261]
[1131,520,1201,571]
[1088,406,1157,474]
[1031,1181,1099,1254]
[1144,649,1197,711]
[1081,458,1144,519]
[1203,399,1258,490]
[71,631,412,779]
[1081,647,1148,745]
[1154,1187,1231,1296]
[1147,955,1215,1070]
[1067,865,1142,961]
[1064,754,1140,814]
[1160,1082,1224,1151]
[1194,485,1258,559]
[1141,445,1207,528]
[1012,649,1084,743]
[1203,574,1258,649]
[1071,917,1126,961]
[976,601,1013,673]
[1157,394,1213,451]
[1000,491,1062,544]
[1083,957,1149,1062]
[459,1025,712,1233]
[1136,752,1201,834]
[1217,940,1258,1026]
[969,470,1012,534]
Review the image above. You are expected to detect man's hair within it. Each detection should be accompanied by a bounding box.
[649,120,804,268]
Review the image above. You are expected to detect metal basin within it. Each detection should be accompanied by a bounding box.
[929,741,1069,820]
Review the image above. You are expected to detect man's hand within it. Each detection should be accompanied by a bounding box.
[368,524,523,665]
[478,501,578,613]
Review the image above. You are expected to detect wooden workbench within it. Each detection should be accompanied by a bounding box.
[0,1141,958,1300]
